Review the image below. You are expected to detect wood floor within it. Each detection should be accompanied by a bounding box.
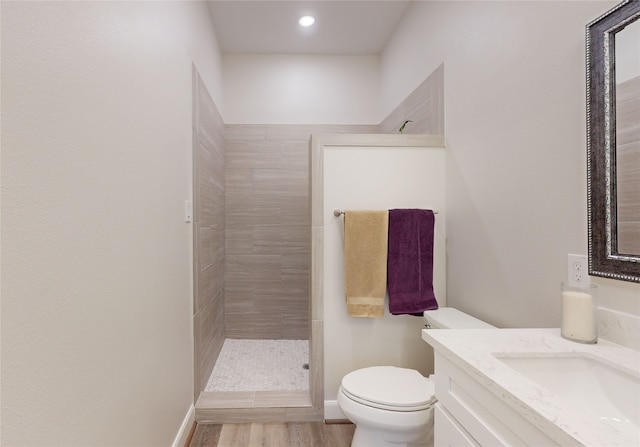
[188,422,355,447]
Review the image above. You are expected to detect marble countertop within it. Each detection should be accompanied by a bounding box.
[422,328,640,447]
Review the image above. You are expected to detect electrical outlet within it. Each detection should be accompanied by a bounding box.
[568,254,590,287]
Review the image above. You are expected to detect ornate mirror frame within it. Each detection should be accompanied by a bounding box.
[586,0,640,283]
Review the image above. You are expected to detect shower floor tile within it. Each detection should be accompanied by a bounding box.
[205,339,309,392]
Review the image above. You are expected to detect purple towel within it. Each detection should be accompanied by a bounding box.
[387,209,438,315]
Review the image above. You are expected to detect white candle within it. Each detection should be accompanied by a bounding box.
[561,290,596,343]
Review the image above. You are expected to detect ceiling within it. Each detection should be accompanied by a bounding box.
[206,1,411,55]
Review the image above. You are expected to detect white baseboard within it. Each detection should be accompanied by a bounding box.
[172,404,195,447]
[324,400,346,421]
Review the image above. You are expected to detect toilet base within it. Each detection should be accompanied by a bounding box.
[350,423,433,447]
[338,390,434,447]
[337,372,435,447]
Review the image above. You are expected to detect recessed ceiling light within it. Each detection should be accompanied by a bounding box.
[299,16,315,27]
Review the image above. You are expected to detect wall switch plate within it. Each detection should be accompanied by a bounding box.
[568,254,590,287]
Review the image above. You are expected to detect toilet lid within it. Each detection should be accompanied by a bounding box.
[341,366,435,411]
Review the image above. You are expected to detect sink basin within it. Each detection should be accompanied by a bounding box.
[496,354,640,441]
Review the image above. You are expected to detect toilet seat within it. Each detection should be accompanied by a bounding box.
[340,366,436,412]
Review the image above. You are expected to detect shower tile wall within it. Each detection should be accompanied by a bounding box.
[379,63,444,135]
[193,68,226,397]
[224,124,377,340]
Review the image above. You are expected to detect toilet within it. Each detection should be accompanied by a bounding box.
[337,307,495,447]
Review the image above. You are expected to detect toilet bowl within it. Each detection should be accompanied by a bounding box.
[338,307,494,447]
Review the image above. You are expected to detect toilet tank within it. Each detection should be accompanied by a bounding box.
[424,307,495,329]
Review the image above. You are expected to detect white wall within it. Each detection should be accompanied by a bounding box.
[223,54,380,124]
[1,2,223,446]
[322,143,446,414]
[380,0,640,329]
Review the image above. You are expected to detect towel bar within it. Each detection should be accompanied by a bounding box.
[333,209,439,217]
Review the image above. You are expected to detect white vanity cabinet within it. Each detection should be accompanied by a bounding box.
[432,352,559,447]
[425,328,640,447]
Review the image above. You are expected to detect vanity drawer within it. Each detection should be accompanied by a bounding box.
[434,353,559,447]
[435,403,480,447]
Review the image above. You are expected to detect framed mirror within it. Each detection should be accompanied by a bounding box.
[587,0,640,283]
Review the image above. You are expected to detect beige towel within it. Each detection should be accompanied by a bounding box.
[344,210,389,318]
